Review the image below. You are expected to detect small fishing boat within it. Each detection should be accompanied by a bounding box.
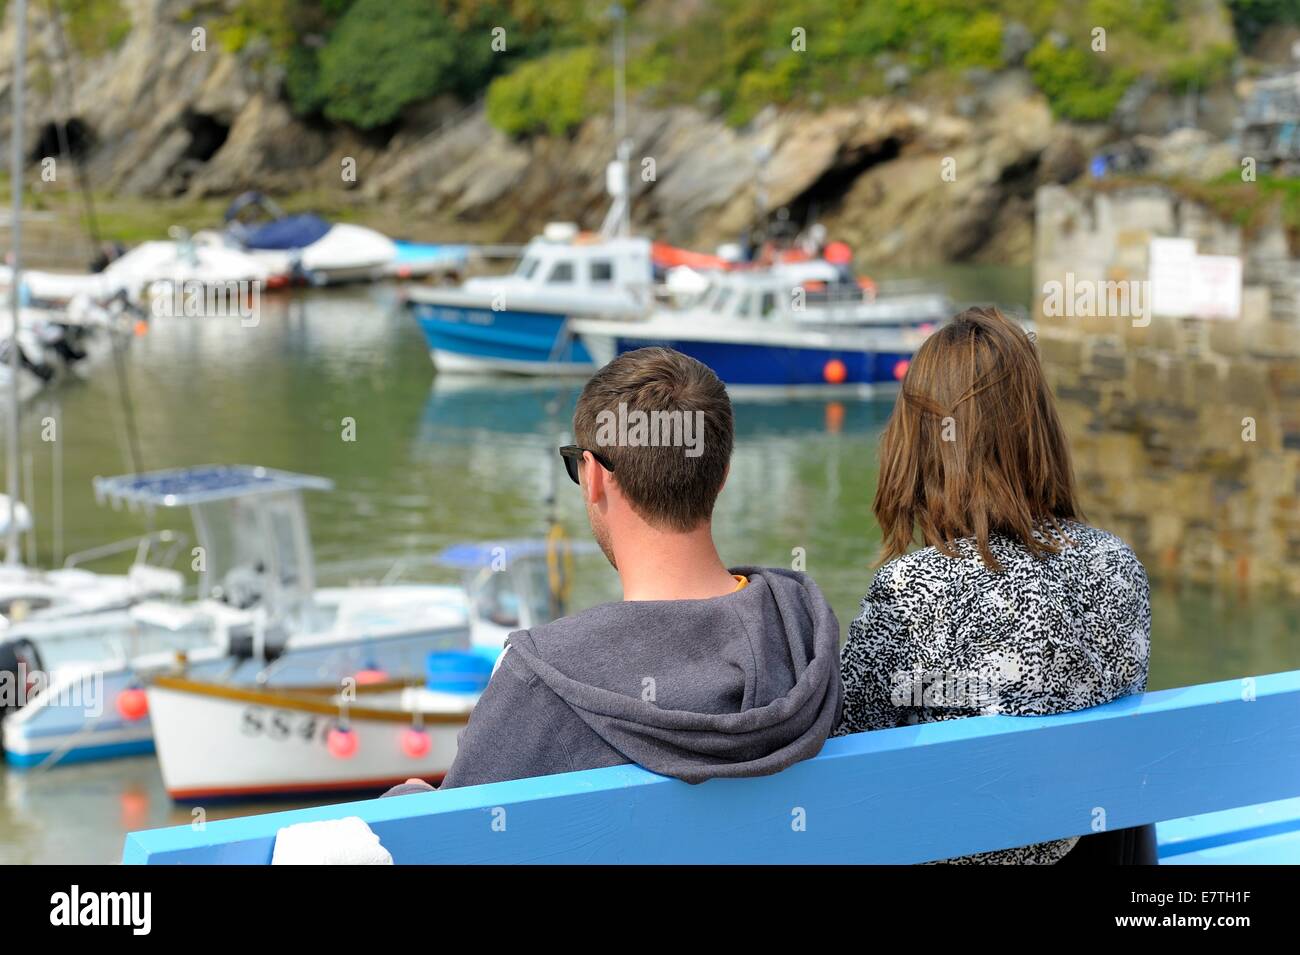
[403,224,655,375]
[146,668,479,801]
[141,534,588,799]
[573,265,951,395]
[0,467,580,767]
[222,193,397,286]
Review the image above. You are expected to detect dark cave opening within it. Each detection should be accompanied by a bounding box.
[181,110,231,162]
[30,117,94,162]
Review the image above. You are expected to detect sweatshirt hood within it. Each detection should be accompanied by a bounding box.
[504,567,842,784]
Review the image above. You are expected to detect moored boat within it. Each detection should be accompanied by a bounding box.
[0,466,572,767]
[404,225,654,375]
[573,266,950,395]
[146,673,478,801]
[222,193,398,286]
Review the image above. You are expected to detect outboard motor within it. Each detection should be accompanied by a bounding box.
[0,636,42,723]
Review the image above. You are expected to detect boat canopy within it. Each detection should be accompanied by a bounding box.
[95,466,332,624]
[237,214,332,251]
[436,538,597,569]
[94,466,333,509]
[224,192,332,251]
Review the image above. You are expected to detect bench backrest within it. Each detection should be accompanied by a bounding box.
[122,670,1300,864]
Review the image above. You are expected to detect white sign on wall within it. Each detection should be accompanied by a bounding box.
[1149,237,1242,320]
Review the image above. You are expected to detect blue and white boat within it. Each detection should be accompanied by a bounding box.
[0,465,573,767]
[573,265,952,396]
[403,224,654,375]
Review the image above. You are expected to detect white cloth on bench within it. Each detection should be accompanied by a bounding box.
[271,816,393,865]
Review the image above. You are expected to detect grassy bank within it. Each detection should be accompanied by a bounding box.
[4,174,501,268]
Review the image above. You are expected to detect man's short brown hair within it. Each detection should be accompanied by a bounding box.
[574,347,733,531]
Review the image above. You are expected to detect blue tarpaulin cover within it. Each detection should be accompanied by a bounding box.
[237,214,332,251]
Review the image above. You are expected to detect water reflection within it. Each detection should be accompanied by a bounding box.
[0,286,1295,864]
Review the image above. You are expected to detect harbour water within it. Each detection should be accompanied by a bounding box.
[2,272,1297,863]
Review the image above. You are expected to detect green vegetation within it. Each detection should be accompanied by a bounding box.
[1025,39,1134,121]
[486,47,603,136]
[211,0,595,129]
[1187,172,1300,250]
[127,1,1300,133]
[1226,0,1300,44]
[48,0,132,57]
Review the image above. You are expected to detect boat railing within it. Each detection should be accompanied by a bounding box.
[62,529,189,573]
[122,669,1300,864]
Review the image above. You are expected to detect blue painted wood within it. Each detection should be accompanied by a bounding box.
[1161,830,1300,865]
[123,670,1300,865]
[1157,796,1300,858]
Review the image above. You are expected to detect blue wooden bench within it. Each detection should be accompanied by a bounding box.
[122,669,1300,864]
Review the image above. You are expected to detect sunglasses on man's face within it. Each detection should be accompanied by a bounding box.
[558,445,616,486]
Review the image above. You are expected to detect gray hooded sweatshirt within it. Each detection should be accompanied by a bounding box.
[386,566,842,794]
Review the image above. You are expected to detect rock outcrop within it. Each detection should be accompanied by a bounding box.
[0,0,1236,263]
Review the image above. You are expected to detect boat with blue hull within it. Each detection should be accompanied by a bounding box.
[405,228,653,375]
[0,465,575,768]
[574,266,951,395]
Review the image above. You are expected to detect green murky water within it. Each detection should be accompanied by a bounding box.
[1,270,1296,862]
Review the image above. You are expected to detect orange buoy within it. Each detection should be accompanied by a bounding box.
[823,358,848,385]
[116,687,149,721]
[401,727,432,759]
[327,726,359,759]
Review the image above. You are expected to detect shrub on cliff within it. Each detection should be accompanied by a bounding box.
[311,0,497,128]
[1026,38,1135,121]
[486,47,603,137]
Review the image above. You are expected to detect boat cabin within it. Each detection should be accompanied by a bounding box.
[435,538,591,650]
[478,227,654,304]
[94,466,332,630]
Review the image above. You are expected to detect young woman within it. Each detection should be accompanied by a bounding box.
[837,306,1152,864]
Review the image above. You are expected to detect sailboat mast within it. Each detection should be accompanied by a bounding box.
[612,3,629,238]
[7,0,28,566]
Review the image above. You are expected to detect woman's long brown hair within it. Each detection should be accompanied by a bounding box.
[874,306,1082,572]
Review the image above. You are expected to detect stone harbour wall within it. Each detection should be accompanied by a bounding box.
[1034,184,1300,594]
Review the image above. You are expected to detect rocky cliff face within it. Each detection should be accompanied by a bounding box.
[0,1,1234,263]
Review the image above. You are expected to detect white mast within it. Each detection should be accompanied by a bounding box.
[600,4,631,238]
[7,0,28,567]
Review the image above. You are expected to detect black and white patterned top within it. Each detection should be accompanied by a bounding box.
[834,520,1151,865]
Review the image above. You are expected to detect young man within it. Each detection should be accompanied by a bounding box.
[389,347,842,793]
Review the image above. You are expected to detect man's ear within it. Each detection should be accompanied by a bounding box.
[582,451,606,506]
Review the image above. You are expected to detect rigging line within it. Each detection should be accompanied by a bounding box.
[7,0,30,568]
[110,321,144,476]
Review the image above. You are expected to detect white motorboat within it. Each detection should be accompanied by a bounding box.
[0,465,578,768]
[573,265,951,396]
[144,534,588,800]
[222,193,397,285]
[146,674,477,801]
[404,225,656,375]
[0,234,277,309]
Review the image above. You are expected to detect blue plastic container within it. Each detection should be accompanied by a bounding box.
[426,649,496,694]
